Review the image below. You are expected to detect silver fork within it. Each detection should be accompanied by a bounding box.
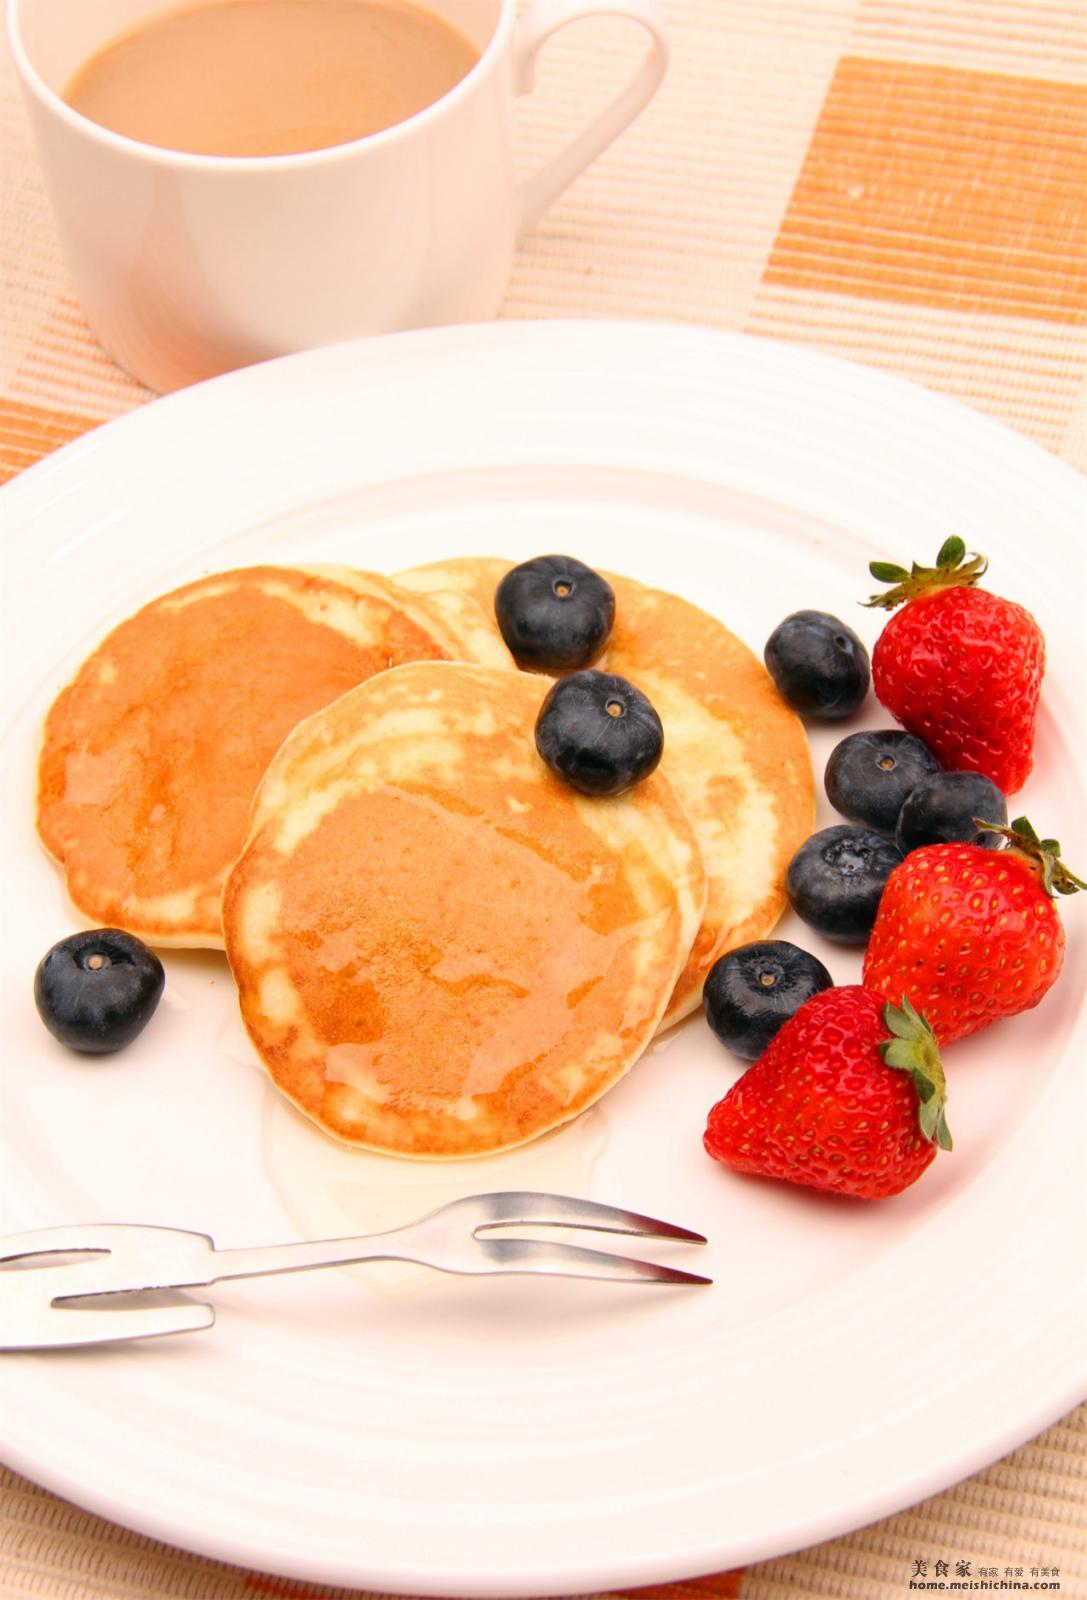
[0,1191,710,1350]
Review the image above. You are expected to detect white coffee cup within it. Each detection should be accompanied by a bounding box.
[8,0,668,393]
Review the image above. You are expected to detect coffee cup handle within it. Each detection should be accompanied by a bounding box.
[513,0,669,238]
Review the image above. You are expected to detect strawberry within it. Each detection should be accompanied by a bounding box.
[863,818,1084,1044]
[865,537,1045,794]
[703,987,950,1200]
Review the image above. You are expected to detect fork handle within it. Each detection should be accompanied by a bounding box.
[205,1230,419,1284]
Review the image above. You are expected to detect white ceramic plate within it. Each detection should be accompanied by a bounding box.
[1,322,1084,1595]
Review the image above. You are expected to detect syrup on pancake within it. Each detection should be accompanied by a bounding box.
[396,558,815,1026]
[37,565,504,947]
[223,662,707,1156]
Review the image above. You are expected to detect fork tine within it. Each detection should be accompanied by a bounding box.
[466,1191,707,1244]
[0,1225,124,1263]
[472,1236,712,1285]
[0,1297,215,1351]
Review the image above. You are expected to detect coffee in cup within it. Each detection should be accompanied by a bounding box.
[64,0,482,158]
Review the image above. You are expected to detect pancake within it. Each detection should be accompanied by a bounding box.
[37,565,507,948]
[317,565,515,671]
[397,556,511,626]
[604,573,814,1024]
[222,662,707,1157]
[396,557,815,1027]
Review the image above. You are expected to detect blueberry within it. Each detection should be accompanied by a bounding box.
[895,771,1007,855]
[785,825,903,944]
[703,940,834,1062]
[34,929,165,1054]
[495,555,615,671]
[535,670,663,796]
[825,729,940,833]
[764,610,870,719]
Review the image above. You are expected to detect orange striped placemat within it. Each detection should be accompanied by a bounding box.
[4,0,1087,481]
[2,1,1085,1596]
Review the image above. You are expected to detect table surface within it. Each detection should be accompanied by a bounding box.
[1,2,1085,1597]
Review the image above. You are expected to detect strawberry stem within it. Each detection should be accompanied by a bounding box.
[976,816,1086,897]
[879,998,952,1151]
[863,536,988,611]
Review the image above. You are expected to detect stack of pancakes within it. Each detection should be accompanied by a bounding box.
[38,558,813,1157]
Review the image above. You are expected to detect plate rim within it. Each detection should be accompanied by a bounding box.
[1,1368,1086,1594]
[2,319,1085,1594]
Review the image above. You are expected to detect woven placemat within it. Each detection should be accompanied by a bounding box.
[1,1,1085,1595]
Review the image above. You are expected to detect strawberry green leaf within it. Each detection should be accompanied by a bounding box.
[882,1039,920,1070]
[977,816,1086,897]
[862,541,989,611]
[900,995,926,1029]
[1011,817,1041,846]
[883,1002,919,1040]
[936,535,966,569]
[878,1000,953,1151]
[919,1093,953,1152]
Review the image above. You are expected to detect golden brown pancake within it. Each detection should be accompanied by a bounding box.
[323,565,515,671]
[604,573,814,1024]
[397,556,511,625]
[395,558,815,1026]
[222,662,707,1157]
[37,565,506,948]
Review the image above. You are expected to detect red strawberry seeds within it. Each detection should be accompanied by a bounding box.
[865,539,1045,795]
[704,986,950,1201]
[863,820,1083,1044]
